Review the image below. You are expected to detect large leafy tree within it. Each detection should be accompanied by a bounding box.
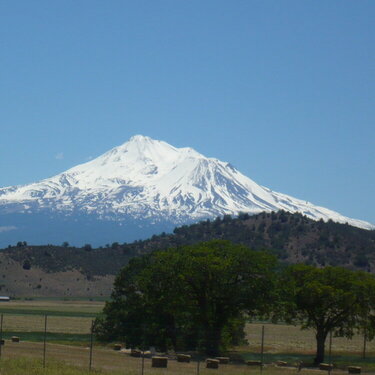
[95,240,277,355]
[281,264,375,364]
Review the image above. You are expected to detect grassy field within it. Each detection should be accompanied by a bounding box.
[0,300,373,372]
[0,299,102,344]
[245,323,375,355]
[0,299,105,317]
[241,323,375,370]
[0,356,335,375]
[0,342,357,375]
[0,314,93,334]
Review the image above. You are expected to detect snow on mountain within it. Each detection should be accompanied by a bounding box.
[0,135,373,231]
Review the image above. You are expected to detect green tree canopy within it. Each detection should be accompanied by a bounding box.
[95,240,277,355]
[280,264,375,364]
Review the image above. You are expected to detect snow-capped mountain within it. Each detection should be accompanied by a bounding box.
[0,135,373,246]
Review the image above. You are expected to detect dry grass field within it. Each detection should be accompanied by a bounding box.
[0,298,105,315]
[0,299,100,343]
[1,314,92,334]
[240,323,375,372]
[0,254,114,298]
[0,340,354,375]
[245,323,375,355]
[0,300,374,373]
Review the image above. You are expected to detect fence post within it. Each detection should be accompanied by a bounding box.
[0,313,3,358]
[43,314,48,368]
[328,331,332,375]
[141,350,145,375]
[328,331,332,361]
[196,356,200,375]
[260,325,265,373]
[89,320,94,371]
[362,330,367,359]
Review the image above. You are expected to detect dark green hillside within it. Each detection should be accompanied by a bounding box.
[3,211,375,276]
[120,211,375,271]
[2,243,138,276]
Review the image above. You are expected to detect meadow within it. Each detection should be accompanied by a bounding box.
[0,298,104,316]
[0,356,335,375]
[0,299,99,345]
[0,299,373,374]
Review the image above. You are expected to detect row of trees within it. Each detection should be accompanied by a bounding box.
[95,240,375,364]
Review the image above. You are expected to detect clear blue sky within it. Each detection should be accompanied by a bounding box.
[1,0,374,225]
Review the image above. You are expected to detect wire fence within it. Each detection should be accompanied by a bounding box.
[0,313,374,375]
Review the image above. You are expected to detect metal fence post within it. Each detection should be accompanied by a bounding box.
[141,350,145,375]
[43,314,48,368]
[260,325,265,374]
[0,313,3,358]
[363,330,367,359]
[328,331,333,375]
[89,320,94,371]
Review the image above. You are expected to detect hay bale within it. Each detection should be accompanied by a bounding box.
[113,344,122,351]
[206,358,220,369]
[277,361,288,367]
[130,349,142,357]
[319,363,334,371]
[247,360,262,366]
[348,366,361,374]
[11,336,19,343]
[215,357,229,364]
[152,356,168,368]
[143,351,152,358]
[177,354,191,363]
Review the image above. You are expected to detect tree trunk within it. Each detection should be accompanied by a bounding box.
[314,329,327,365]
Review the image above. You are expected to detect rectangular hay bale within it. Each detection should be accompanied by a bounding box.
[319,363,334,371]
[206,358,220,369]
[11,336,19,343]
[130,349,142,357]
[152,356,168,368]
[348,367,361,374]
[177,354,191,363]
[143,351,152,358]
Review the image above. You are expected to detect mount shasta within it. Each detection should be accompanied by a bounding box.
[0,135,373,246]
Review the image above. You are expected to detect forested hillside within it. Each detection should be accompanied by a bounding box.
[3,211,375,279]
[122,211,375,271]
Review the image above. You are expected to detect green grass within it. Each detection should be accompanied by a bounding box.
[0,299,105,317]
[16,296,109,302]
[0,308,100,317]
[0,357,111,375]
[1,331,92,345]
[0,356,331,375]
[1,356,373,375]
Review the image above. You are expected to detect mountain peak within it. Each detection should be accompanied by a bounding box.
[110,135,203,165]
[0,135,373,248]
[128,134,153,143]
[115,135,166,155]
